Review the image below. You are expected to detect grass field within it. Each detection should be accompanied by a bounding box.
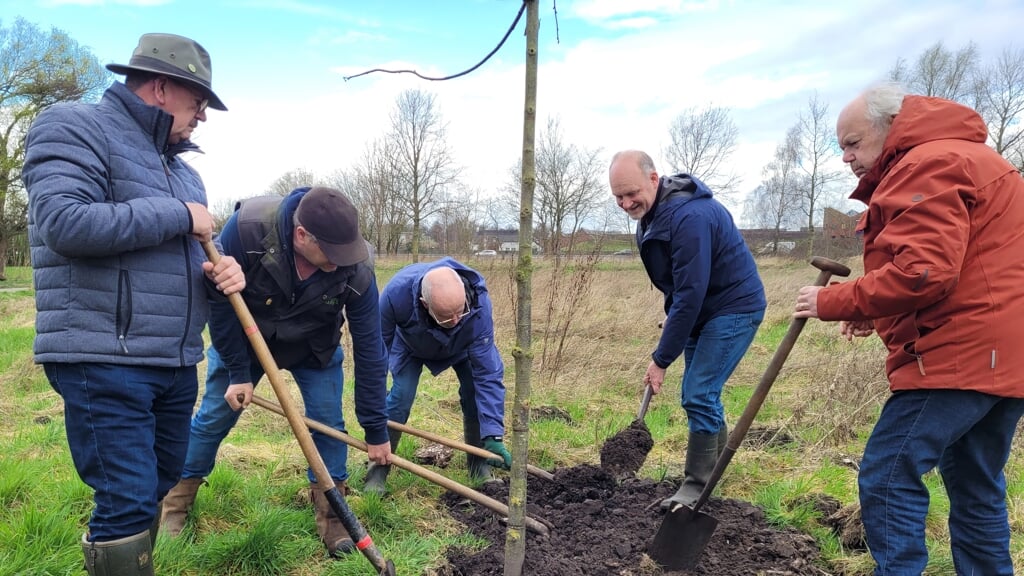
[0,255,1021,575]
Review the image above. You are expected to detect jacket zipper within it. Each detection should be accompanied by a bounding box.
[117,270,132,353]
[162,151,193,365]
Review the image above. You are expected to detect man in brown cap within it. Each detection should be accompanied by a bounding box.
[161,186,393,558]
[21,33,243,575]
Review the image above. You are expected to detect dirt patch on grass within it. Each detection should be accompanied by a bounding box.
[440,463,824,575]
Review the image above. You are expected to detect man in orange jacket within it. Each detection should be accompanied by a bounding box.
[794,83,1024,575]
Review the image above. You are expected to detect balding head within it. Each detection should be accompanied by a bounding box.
[609,150,660,220]
[421,267,468,328]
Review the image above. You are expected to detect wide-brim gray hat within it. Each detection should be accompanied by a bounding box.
[107,33,227,111]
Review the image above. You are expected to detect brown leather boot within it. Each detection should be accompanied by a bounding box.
[160,477,206,538]
[309,481,354,557]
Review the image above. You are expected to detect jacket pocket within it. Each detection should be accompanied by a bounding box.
[116,270,133,354]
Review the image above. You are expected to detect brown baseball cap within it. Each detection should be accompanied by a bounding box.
[295,187,369,267]
[107,33,227,111]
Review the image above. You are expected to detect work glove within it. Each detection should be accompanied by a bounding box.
[482,436,512,470]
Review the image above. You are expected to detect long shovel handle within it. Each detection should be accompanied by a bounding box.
[385,420,555,481]
[202,242,395,575]
[690,256,851,515]
[250,395,551,537]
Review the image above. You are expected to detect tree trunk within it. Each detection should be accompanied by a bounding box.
[504,2,538,575]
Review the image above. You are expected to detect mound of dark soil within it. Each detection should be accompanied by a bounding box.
[440,463,824,575]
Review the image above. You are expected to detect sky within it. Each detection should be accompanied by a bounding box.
[4,0,1024,223]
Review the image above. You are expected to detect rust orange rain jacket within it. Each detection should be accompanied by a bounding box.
[817,95,1024,397]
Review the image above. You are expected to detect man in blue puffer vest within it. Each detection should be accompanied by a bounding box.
[22,33,245,575]
[609,150,766,511]
[364,258,509,494]
[160,187,392,558]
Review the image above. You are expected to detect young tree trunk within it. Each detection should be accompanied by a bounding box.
[504,2,538,575]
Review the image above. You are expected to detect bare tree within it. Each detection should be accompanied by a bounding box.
[978,46,1024,171]
[746,131,804,253]
[663,103,741,198]
[430,186,479,254]
[1,17,107,278]
[790,93,843,253]
[890,41,983,104]
[265,167,319,197]
[388,89,461,262]
[504,116,604,256]
[336,138,406,255]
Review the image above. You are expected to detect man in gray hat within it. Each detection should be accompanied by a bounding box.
[21,33,243,576]
[160,186,393,558]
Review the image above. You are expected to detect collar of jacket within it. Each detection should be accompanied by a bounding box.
[105,81,203,161]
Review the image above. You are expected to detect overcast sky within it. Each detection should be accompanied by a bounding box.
[6,0,1024,222]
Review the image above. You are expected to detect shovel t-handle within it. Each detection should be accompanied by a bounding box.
[689,256,851,515]
[202,241,396,575]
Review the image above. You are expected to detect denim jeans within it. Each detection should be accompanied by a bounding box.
[386,358,480,437]
[859,389,1024,576]
[679,309,764,434]
[44,362,198,541]
[182,345,349,483]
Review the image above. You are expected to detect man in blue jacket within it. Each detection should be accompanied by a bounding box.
[22,33,245,575]
[364,258,509,494]
[159,187,392,557]
[609,150,766,510]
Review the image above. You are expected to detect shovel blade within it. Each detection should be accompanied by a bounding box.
[649,504,719,571]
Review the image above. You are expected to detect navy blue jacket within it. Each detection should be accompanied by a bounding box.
[638,174,766,369]
[379,258,506,438]
[209,189,389,445]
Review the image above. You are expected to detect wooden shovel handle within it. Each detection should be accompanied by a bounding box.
[690,256,851,514]
[250,395,551,537]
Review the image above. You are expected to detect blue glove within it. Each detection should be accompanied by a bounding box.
[482,436,512,470]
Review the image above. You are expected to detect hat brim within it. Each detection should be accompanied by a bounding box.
[107,62,227,111]
[319,239,369,268]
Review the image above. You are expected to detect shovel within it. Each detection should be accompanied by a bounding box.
[249,395,552,537]
[202,241,396,576]
[385,420,555,481]
[649,256,851,571]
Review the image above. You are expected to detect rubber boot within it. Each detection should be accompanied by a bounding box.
[463,419,493,482]
[160,477,206,538]
[310,480,354,557]
[364,431,402,495]
[82,530,154,576]
[661,431,720,510]
[150,500,162,549]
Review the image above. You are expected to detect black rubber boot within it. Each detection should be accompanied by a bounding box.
[364,431,402,495]
[150,500,162,549]
[82,530,155,576]
[661,430,720,510]
[463,419,493,482]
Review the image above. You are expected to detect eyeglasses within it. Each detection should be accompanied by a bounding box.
[166,78,208,115]
[421,298,470,328]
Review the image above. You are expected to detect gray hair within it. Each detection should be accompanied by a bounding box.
[863,82,907,131]
[610,150,657,176]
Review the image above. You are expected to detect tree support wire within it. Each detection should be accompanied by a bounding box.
[344,1,527,82]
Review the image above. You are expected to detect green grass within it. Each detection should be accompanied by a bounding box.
[3,259,1024,575]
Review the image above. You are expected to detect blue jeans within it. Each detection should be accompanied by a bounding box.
[680,310,764,434]
[182,346,349,483]
[859,389,1024,575]
[386,358,480,436]
[44,362,198,541]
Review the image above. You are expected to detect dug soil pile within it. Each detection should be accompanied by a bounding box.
[440,431,825,576]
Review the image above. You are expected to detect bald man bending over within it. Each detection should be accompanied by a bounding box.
[365,257,508,494]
